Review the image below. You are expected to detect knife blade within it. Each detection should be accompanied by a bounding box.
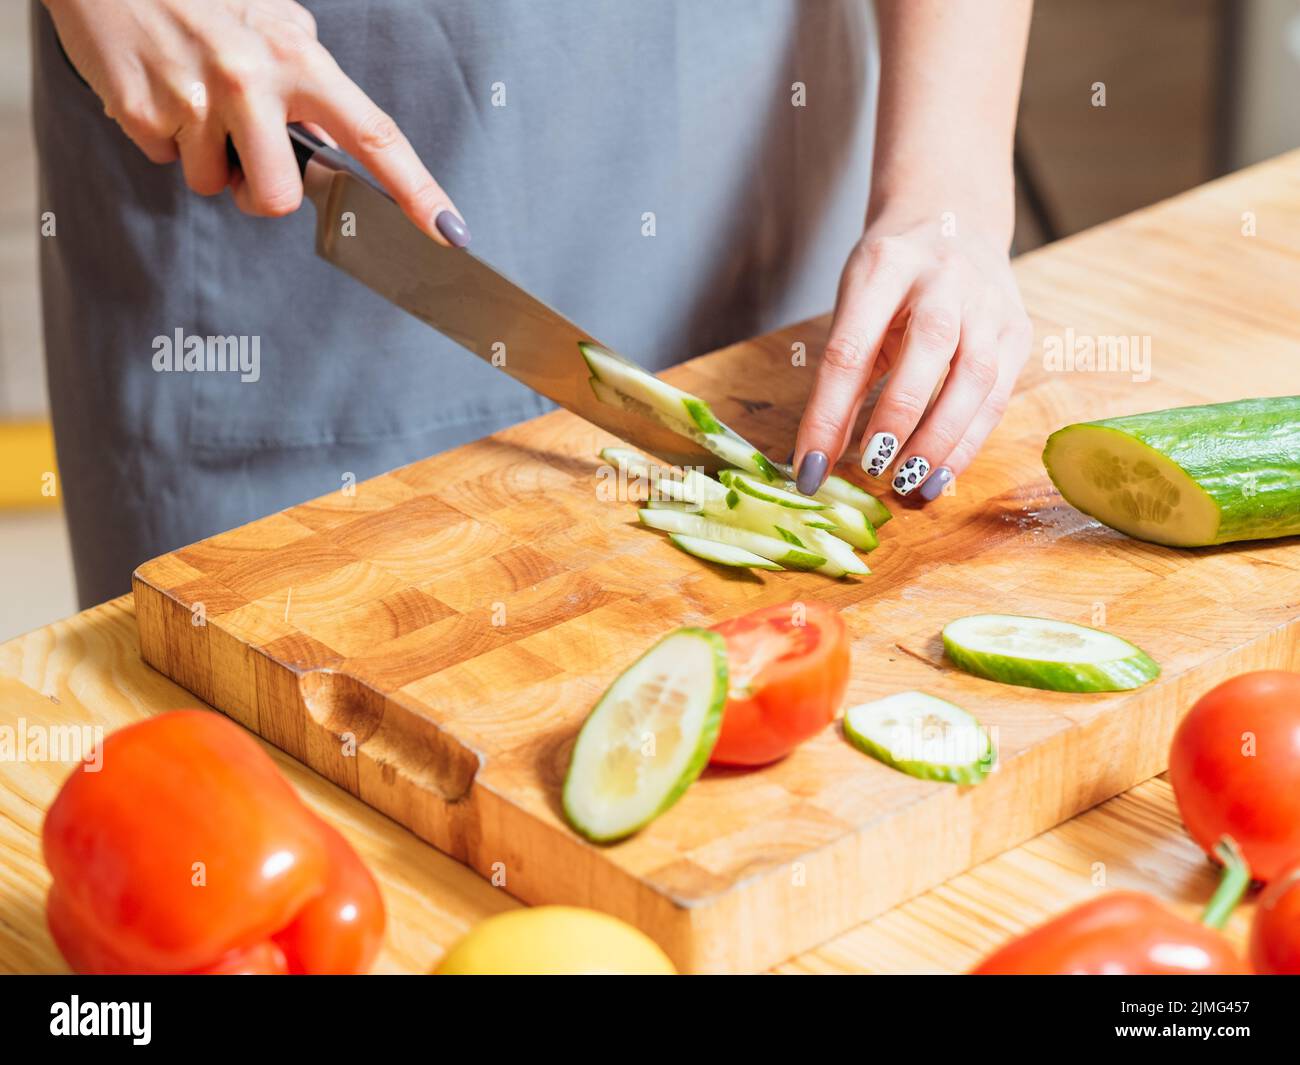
[280,127,725,473]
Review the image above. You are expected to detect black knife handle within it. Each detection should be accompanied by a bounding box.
[224,123,386,198]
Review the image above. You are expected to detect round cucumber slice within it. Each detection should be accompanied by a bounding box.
[719,470,827,510]
[667,533,783,570]
[844,691,995,785]
[942,613,1160,692]
[563,628,728,842]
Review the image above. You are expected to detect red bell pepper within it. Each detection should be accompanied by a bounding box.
[971,839,1251,975]
[43,710,384,974]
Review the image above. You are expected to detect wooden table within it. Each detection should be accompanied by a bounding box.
[4,150,1299,974]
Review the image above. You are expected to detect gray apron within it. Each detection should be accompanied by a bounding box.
[32,1,877,607]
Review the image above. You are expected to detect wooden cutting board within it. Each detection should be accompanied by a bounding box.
[134,154,1300,973]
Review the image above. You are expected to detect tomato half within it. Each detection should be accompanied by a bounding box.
[1167,671,1300,882]
[709,602,850,766]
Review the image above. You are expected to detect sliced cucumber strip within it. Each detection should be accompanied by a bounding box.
[639,509,824,569]
[819,500,879,551]
[667,534,783,570]
[773,465,893,528]
[719,469,827,510]
[820,475,893,528]
[942,613,1160,692]
[563,628,728,842]
[801,527,870,578]
[844,691,995,785]
[582,342,723,434]
[701,432,782,482]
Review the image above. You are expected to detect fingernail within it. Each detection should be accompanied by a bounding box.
[435,209,471,248]
[795,450,828,495]
[892,455,930,497]
[861,432,898,477]
[918,465,953,502]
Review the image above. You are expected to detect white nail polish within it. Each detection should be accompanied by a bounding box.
[862,432,898,477]
[892,455,930,496]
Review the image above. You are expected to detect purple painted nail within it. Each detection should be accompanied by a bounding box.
[918,465,953,502]
[796,450,828,495]
[435,210,471,248]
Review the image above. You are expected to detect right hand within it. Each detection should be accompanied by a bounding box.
[43,0,469,245]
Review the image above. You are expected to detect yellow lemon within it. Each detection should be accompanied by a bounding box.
[433,906,676,975]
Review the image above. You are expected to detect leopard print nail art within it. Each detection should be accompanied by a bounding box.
[892,456,930,496]
[862,432,898,477]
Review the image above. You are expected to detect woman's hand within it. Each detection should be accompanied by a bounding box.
[793,0,1033,501]
[793,211,1032,500]
[43,0,469,245]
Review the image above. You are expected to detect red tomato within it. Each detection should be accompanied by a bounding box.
[1250,861,1300,975]
[1168,671,1300,881]
[971,892,1248,975]
[709,602,850,766]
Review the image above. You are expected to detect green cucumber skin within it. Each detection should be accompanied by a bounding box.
[842,722,995,785]
[1044,397,1300,546]
[562,628,728,844]
[941,634,1161,693]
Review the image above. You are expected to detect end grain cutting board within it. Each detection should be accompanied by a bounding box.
[135,156,1300,972]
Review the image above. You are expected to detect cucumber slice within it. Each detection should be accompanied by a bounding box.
[582,342,723,434]
[667,534,783,570]
[844,691,995,785]
[801,527,870,578]
[818,500,879,551]
[819,475,893,528]
[719,469,827,510]
[942,613,1160,692]
[1043,397,1300,547]
[773,465,893,527]
[562,628,728,842]
[701,433,782,482]
[639,509,824,569]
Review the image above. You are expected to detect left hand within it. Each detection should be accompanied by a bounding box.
[792,211,1033,501]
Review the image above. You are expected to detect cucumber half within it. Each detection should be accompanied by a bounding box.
[844,691,995,785]
[1043,398,1300,547]
[563,628,728,842]
[639,508,825,569]
[942,613,1160,692]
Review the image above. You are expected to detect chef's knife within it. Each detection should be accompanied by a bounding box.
[232,125,725,472]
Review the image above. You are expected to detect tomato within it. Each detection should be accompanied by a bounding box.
[1250,860,1300,975]
[709,602,850,765]
[1168,671,1300,881]
[971,892,1249,975]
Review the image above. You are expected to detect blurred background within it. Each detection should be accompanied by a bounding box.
[3,0,1300,640]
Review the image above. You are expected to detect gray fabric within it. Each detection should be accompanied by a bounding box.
[32,1,877,608]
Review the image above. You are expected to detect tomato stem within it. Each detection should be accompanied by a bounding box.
[1200,836,1251,929]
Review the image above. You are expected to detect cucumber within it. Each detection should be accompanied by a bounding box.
[582,342,722,434]
[801,527,870,578]
[563,628,728,841]
[818,500,879,551]
[701,432,782,482]
[844,691,995,785]
[1043,397,1300,547]
[774,465,893,528]
[639,509,824,569]
[719,469,827,510]
[668,534,783,570]
[942,613,1160,692]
